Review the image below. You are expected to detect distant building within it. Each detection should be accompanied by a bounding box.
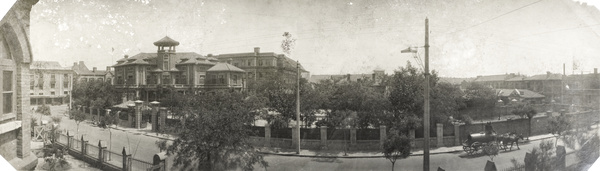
[214,47,309,86]
[112,36,252,101]
[0,0,38,169]
[496,89,545,104]
[71,61,113,83]
[29,61,73,105]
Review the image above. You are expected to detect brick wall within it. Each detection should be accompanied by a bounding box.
[0,130,17,160]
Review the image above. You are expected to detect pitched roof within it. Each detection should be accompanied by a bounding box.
[207,63,245,72]
[113,52,210,67]
[31,61,71,71]
[506,76,526,81]
[439,77,474,84]
[496,89,545,99]
[473,74,513,82]
[153,36,180,46]
[523,73,563,81]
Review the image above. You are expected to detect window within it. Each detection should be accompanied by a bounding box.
[63,78,69,88]
[51,91,55,95]
[198,75,205,85]
[247,60,252,66]
[64,91,68,95]
[127,76,134,84]
[3,71,13,114]
[50,82,55,89]
[98,78,103,82]
[30,80,34,90]
[259,60,263,66]
[233,75,238,84]
[218,75,224,84]
[82,78,88,82]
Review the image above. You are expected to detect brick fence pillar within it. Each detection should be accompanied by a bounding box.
[292,127,299,149]
[409,129,415,147]
[436,123,443,147]
[159,107,167,132]
[380,126,386,149]
[67,131,73,149]
[350,127,356,145]
[556,145,566,170]
[264,123,271,147]
[134,100,143,129]
[454,124,460,146]
[320,126,328,149]
[150,101,160,132]
[81,135,88,155]
[98,140,107,165]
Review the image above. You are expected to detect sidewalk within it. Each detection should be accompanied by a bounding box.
[257,133,559,158]
[110,123,178,141]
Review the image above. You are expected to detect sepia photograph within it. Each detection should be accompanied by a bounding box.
[1,0,600,170]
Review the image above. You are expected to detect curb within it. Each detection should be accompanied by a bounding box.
[111,127,176,141]
[259,135,561,158]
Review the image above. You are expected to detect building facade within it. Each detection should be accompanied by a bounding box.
[215,47,309,87]
[29,61,73,105]
[112,36,250,101]
[71,61,113,83]
[0,0,38,169]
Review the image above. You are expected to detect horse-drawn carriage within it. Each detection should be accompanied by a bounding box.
[462,123,524,155]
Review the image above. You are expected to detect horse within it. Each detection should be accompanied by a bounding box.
[497,132,524,151]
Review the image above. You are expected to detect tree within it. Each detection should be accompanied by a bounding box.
[576,134,600,170]
[42,126,71,171]
[382,129,411,171]
[100,112,119,160]
[70,109,86,133]
[167,91,267,170]
[72,80,119,111]
[548,115,572,147]
[527,140,555,171]
[36,105,52,125]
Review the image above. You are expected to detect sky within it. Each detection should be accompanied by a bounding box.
[3,0,600,77]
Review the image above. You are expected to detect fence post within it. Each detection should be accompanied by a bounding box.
[81,134,88,155]
[556,145,566,170]
[159,107,167,133]
[122,147,132,171]
[98,140,107,166]
[409,129,415,147]
[437,123,443,147]
[524,152,534,170]
[264,123,271,147]
[292,126,299,149]
[380,126,386,149]
[320,126,328,149]
[484,160,497,171]
[454,124,460,146]
[134,100,143,129]
[153,152,167,171]
[66,131,73,149]
[150,101,160,132]
[350,127,356,145]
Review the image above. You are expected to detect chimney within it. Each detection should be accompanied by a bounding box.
[106,66,111,72]
[254,47,260,56]
[595,68,598,74]
[93,67,97,72]
[124,55,129,59]
[79,61,84,65]
[547,71,551,77]
[73,62,77,66]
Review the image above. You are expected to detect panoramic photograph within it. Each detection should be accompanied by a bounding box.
[1,0,600,170]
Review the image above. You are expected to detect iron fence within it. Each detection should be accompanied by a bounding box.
[105,150,124,168]
[130,158,153,171]
[501,163,526,171]
[72,138,81,152]
[86,143,99,158]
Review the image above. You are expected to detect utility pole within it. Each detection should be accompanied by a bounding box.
[423,17,431,171]
[296,60,301,154]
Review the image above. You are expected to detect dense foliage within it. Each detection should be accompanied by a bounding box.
[72,80,119,110]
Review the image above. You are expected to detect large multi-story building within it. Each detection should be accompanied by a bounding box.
[29,61,73,105]
[112,36,250,101]
[214,47,309,86]
[0,0,38,169]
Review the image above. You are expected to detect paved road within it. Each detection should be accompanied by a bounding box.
[37,105,597,171]
[260,128,598,171]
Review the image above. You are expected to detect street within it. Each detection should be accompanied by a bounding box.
[39,105,596,171]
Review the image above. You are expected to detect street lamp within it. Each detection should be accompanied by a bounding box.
[106,108,112,161]
[497,99,504,120]
[401,18,430,171]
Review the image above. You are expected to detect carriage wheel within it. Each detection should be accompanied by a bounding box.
[471,143,480,154]
[463,146,471,154]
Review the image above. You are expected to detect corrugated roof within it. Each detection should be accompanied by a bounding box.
[31,61,71,71]
[207,63,245,72]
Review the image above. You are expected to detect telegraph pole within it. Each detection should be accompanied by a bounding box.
[296,60,301,154]
[423,17,431,171]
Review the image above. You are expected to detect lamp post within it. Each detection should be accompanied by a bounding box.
[401,18,430,171]
[106,108,112,161]
[498,99,504,120]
